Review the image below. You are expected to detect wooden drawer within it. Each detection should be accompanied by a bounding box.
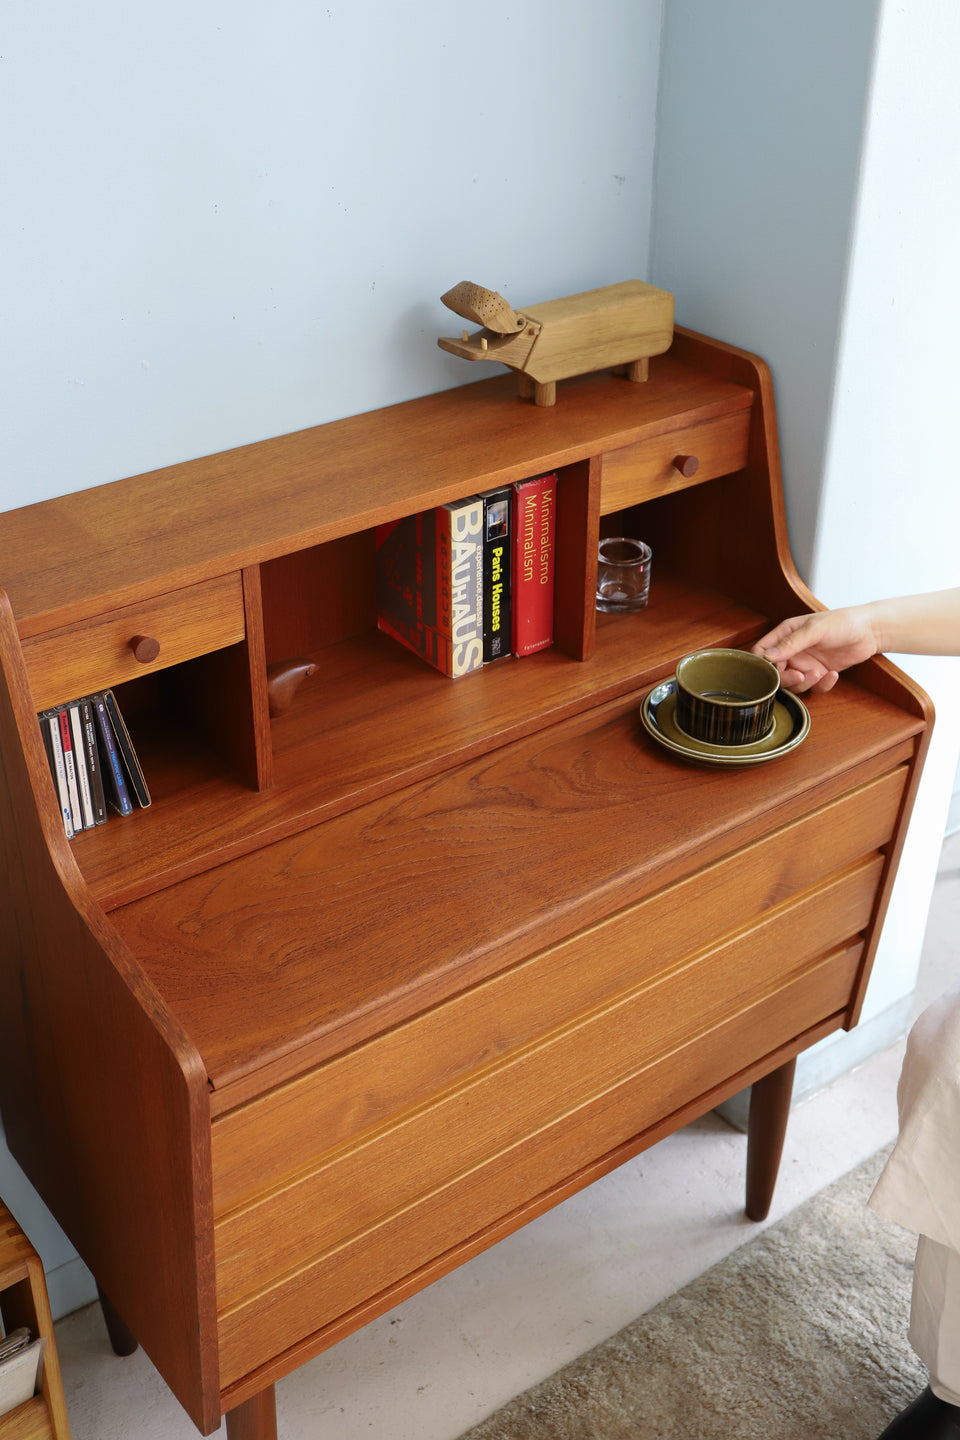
[23,573,245,711]
[600,408,751,514]
[216,937,863,1385]
[0,1398,55,1440]
[215,853,881,1317]
[211,764,907,1216]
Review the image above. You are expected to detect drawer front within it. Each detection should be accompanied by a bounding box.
[215,855,881,1307]
[212,765,907,1215]
[216,939,863,1386]
[600,409,751,514]
[23,573,246,711]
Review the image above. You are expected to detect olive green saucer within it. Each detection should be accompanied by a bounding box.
[641,678,810,767]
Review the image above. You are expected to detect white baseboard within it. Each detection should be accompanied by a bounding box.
[716,995,913,1134]
[46,1256,97,1322]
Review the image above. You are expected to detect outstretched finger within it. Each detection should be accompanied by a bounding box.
[775,664,814,692]
[752,616,807,658]
[776,654,832,693]
[754,615,823,664]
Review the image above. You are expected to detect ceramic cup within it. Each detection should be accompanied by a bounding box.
[674,647,781,746]
[596,537,652,612]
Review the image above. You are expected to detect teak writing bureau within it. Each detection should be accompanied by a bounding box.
[0,329,931,1437]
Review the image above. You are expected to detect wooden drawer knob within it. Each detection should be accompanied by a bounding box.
[673,454,700,477]
[129,634,161,664]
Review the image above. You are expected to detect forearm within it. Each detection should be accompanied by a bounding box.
[859,588,960,657]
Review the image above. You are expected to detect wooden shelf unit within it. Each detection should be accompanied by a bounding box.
[0,1206,70,1440]
[0,328,932,1438]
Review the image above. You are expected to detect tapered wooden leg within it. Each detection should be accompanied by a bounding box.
[225,1386,278,1440]
[745,1055,796,1221]
[96,1283,139,1356]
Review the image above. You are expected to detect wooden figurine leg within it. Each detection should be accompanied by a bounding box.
[745,1055,796,1221]
[96,1283,139,1356]
[517,376,557,405]
[225,1386,278,1440]
[625,357,649,382]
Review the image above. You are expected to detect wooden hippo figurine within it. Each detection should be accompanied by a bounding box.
[437,278,674,406]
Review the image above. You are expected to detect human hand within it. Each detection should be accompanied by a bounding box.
[752,607,882,694]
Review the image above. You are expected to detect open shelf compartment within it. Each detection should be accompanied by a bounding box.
[71,567,767,910]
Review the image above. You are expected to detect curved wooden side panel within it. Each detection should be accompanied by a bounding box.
[668,325,818,621]
[669,328,935,1031]
[0,591,220,1434]
[843,653,934,1028]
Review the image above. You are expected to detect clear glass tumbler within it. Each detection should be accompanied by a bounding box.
[596,537,652,612]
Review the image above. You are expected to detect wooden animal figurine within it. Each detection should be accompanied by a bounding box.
[437,279,674,406]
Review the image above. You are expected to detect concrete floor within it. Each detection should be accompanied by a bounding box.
[52,832,960,1440]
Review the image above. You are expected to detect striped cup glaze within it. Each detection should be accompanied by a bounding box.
[674,648,780,746]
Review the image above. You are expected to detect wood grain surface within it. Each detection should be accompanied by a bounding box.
[111,676,921,1098]
[600,408,750,513]
[0,1397,54,1440]
[210,763,906,1210]
[1,359,752,639]
[0,594,220,1434]
[213,860,881,1315]
[72,574,767,910]
[0,1205,69,1440]
[216,945,862,1388]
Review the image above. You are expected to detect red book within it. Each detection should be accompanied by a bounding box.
[511,474,556,657]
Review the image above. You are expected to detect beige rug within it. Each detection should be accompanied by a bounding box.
[459,1148,927,1439]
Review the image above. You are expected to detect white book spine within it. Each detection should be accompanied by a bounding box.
[442,496,484,677]
[47,715,74,839]
[58,711,82,833]
[69,704,94,829]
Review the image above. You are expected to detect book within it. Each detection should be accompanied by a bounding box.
[79,696,108,825]
[376,496,485,678]
[481,487,512,662]
[0,1331,46,1419]
[93,693,134,816]
[38,710,74,839]
[511,473,557,657]
[68,702,95,830]
[57,706,84,833]
[103,689,151,808]
[0,1328,31,1366]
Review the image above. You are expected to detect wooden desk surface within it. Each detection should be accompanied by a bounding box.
[112,677,921,1101]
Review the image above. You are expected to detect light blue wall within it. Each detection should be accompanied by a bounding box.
[1,1,662,512]
[806,0,960,1052]
[649,0,881,583]
[0,1,665,1316]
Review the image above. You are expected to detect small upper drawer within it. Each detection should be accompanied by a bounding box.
[600,408,751,514]
[23,573,246,711]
